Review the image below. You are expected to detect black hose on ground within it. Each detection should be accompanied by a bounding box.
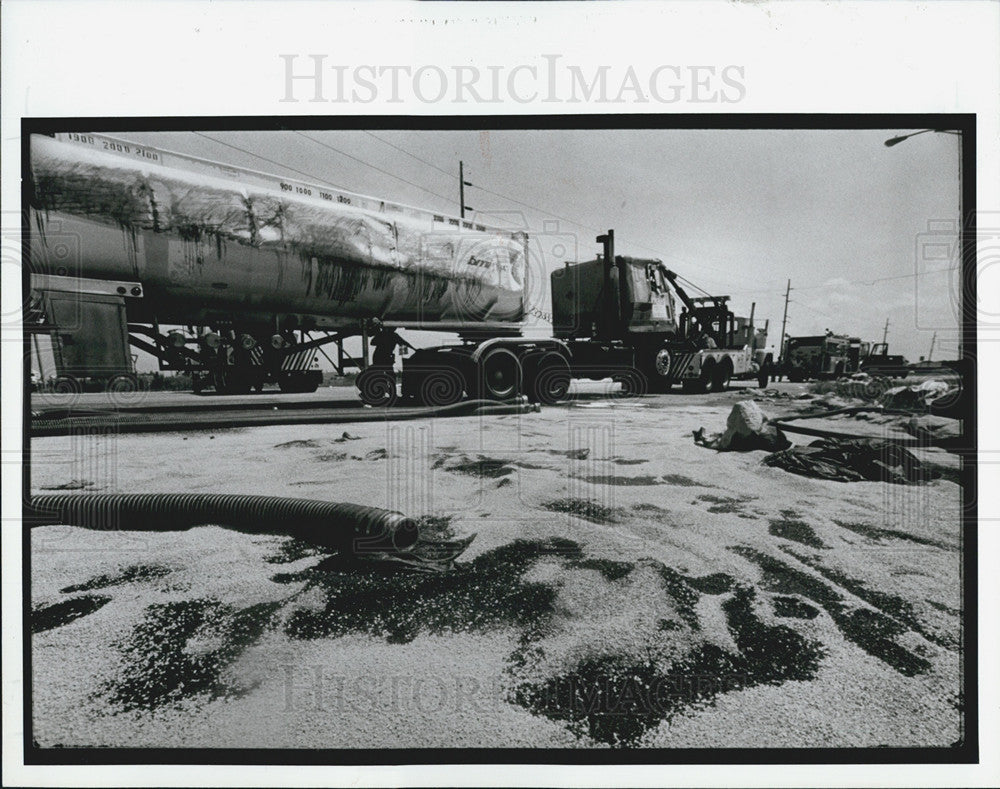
[30,397,539,437]
[28,493,419,553]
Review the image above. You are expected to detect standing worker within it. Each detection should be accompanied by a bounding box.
[370,318,404,369]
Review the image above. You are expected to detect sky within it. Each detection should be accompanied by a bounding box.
[104,127,963,367]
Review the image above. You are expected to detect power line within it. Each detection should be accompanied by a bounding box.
[197,130,507,223]
[363,133,747,279]
[788,299,843,325]
[369,132,599,234]
[203,131,899,302]
[792,266,960,290]
[293,131,459,207]
[192,132,351,191]
[725,265,959,298]
[365,131,454,178]
[675,273,714,298]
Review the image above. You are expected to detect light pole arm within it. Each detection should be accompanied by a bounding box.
[884,129,961,147]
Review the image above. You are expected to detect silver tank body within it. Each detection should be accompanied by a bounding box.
[28,133,527,330]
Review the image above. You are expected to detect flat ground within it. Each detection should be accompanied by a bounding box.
[28,381,964,749]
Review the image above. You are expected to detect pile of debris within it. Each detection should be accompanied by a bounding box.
[762,438,940,485]
[827,373,895,401]
[696,398,961,485]
[753,388,795,401]
[880,379,957,413]
[904,414,962,447]
[694,401,791,452]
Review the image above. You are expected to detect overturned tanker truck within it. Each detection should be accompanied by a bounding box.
[27,132,762,404]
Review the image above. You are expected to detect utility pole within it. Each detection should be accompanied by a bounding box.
[459,161,473,220]
[928,331,937,362]
[778,279,791,362]
[882,318,889,345]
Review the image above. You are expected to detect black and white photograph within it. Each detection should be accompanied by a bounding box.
[3,2,998,787]
[20,120,974,751]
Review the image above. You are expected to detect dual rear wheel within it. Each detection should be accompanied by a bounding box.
[682,358,733,394]
[399,347,573,407]
[478,348,572,404]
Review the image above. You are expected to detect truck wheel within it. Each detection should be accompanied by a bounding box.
[698,359,718,393]
[106,374,144,406]
[527,352,571,404]
[713,359,733,392]
[214,368,250,395]
[644,348,673,393]
[419,368,465,406]
[356,368,397,407]
[278,373,320,394]
[614,369,648,398]
[477,348,522,400]
[47,375,82,406]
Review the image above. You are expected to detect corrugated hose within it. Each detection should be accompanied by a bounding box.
[28,493,420,554]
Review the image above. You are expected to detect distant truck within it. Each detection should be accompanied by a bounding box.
[857,342,909,378]
[779,334,909,382]
[778,334,852,382]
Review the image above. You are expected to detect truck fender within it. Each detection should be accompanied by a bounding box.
[468,336,571,365]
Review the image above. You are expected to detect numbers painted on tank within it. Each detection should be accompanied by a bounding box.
[279,182,351,204]
[279,181,314,196]
[63,134,159,162]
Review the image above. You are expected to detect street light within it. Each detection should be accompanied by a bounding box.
[884,128,961,147]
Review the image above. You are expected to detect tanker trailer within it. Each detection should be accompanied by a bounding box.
[26,132,542,395]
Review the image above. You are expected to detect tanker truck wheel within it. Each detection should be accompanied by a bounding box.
[106,373,145,406]
[45,375,82,407]
[476,348,522,401]
[419,367,465,406]
[356,368,398,407]
[527,352,571,404]
[213,368,250,395]
[278,373,320,394]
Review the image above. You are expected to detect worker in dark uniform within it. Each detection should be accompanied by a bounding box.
[370,319,403,369]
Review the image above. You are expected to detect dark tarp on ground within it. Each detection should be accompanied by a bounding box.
[762,438,940,485]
